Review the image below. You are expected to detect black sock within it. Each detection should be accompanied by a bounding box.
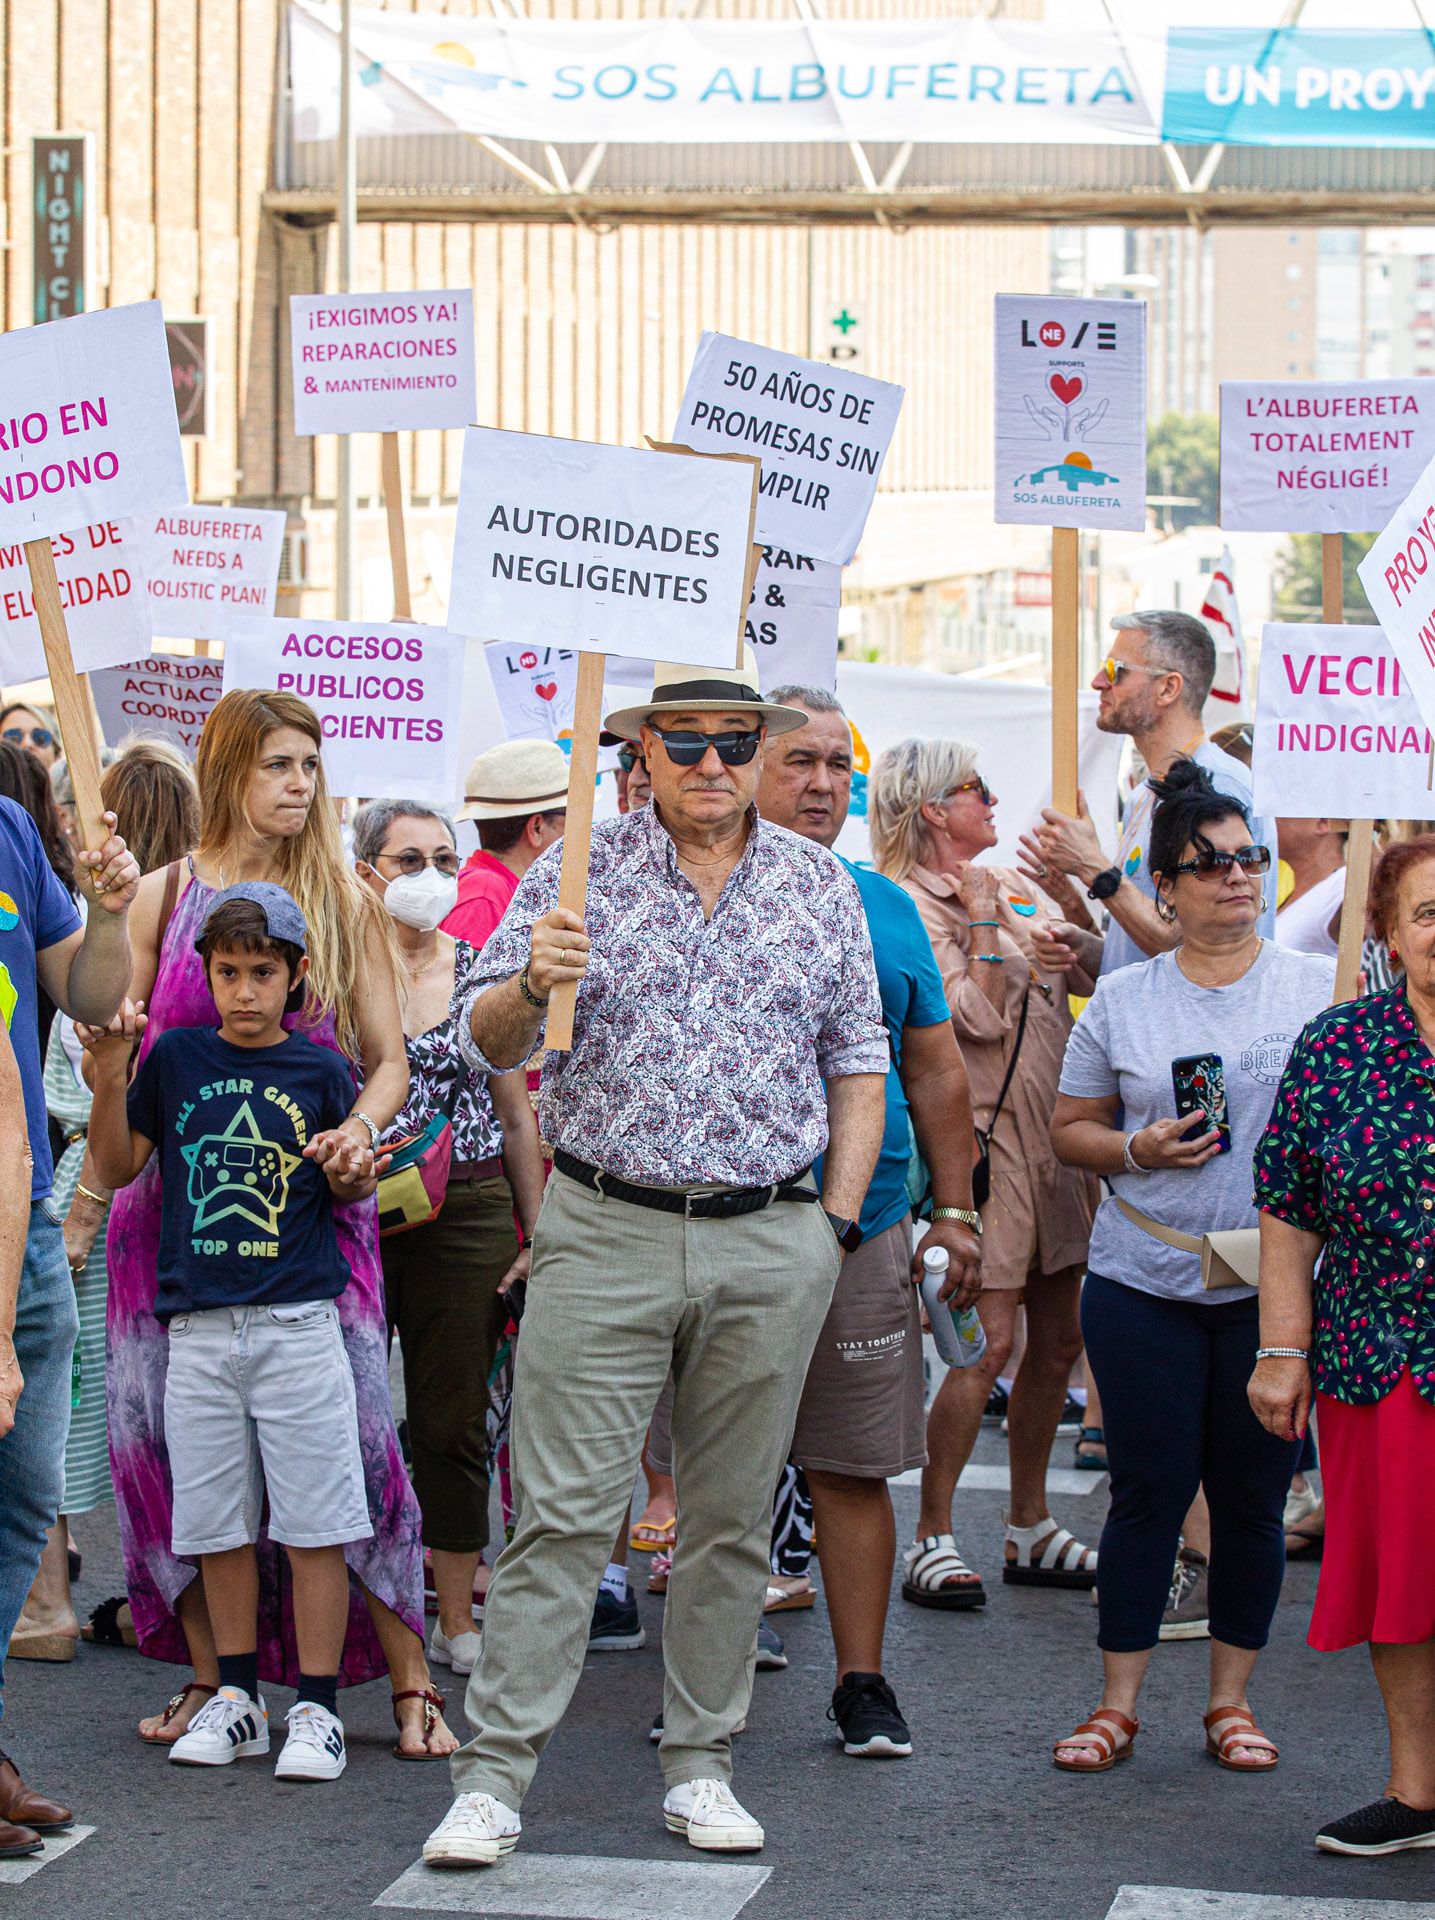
[296,1672,338,1716]
[217,1652,258,1701]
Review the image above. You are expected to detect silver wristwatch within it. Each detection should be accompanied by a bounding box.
[931,1206,982,1235]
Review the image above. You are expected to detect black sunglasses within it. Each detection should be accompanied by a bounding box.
[3,726,54,749]
[618,745,645,774]
[650,726,762,768]
[1169,845,1272,880]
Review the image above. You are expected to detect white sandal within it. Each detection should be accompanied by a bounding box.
[900,1533,986,1611]
[1003,1517,1097,1590]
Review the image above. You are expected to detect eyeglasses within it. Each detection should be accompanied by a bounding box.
[379,850,461,877]
[650,726,762,768]
[1099,657,1176,686]
[1169,845,1272,880]
[3,726,54,749]
[944,777,993,806]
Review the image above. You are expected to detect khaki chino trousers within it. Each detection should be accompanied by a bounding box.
[452,1169,841,1805]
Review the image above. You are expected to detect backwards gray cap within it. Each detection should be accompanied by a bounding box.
[197,881,308,953]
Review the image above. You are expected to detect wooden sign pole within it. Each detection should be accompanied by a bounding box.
[545,650,606,1053]
[1325,531,1373,1003]
[380,430,413,620]
[1051,525,1081,815]
[25,537,107,864]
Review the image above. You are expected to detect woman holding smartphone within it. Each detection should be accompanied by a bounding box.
[1047,760,1333,1775]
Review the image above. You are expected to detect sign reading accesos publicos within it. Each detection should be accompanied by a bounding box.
[222,619,466,803]
[1220,379,1435,533]
[290,290,477,435]
[994,295,1147,533]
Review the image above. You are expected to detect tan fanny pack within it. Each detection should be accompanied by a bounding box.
[1114,1196,1260,1293]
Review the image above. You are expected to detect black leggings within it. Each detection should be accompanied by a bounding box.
[1081,1271,1299,1654]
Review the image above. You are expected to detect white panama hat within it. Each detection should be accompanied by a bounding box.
[455,738,572,822]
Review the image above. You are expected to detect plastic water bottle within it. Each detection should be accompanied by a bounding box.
[919,1245,987,1370]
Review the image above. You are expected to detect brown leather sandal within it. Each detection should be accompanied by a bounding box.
[139,1682,217,1745]
[1204,1706,1279,1771]
[392,1686,447,1761]
[1053,1707,1139,1772]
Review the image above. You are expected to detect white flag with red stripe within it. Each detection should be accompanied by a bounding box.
[1200,546,1249,725]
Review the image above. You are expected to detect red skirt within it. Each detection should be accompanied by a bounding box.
[1310,1369,1435,1652]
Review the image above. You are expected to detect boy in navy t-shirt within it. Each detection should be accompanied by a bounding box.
[86,883,385,1783]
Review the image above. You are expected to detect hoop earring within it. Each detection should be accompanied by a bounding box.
[1155,895,1177,924]
[1257,893,1268,915]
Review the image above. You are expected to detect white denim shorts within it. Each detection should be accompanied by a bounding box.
[164,1300,373,1555]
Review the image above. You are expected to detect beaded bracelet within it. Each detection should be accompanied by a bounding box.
[973,952,1006,963]
[517,963,549,1011]
[968,919,1000,928]
[1255,1346,1310,1362]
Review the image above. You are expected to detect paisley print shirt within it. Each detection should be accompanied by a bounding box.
[458,803,887,1188]
[385,940,503,1166]
[1253,987,1435,1406]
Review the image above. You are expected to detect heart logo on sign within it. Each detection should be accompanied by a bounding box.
[534,680,558,701]
[1048,373,1084,406]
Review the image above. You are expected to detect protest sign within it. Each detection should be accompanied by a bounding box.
[671,333,902,566]
[1356,450,1435,737]
[89,652,224,757]
[0,520,150,686]
[221,619,466,804]
[448,428,757,669]
[745,546,841,692]
[1251,625,1431,819]
[484,641,581,742]
[126,506,284,643]
[1220,379,1435,533]
[290,290,476,435]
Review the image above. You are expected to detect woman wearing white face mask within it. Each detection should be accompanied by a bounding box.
[354,801,546,1677]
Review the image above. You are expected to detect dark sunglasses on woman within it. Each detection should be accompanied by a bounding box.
[1170,845,1272,880]
[650,726,762,768]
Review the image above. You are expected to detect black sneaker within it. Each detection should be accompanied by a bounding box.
[588,1587,645,1651]
[1317,1798,1435,1855]
[828,1671,913,1758]
[1056,1394,1085,1433]
[983,1383,1009,1424]
[756,1622,787,1671]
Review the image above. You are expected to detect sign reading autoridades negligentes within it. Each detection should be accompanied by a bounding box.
[993,294,1148,532]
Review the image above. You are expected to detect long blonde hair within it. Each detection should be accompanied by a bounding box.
[868,737,980,884]
[195,690,398,1059]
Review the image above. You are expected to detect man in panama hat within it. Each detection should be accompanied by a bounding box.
[423,647,887,1867]
[444,739,571,952]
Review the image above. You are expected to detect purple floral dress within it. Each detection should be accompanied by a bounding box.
[105,872,423,1685]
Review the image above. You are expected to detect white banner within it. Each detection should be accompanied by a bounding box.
[288,3,1159,148]
[448,428,754,669]
[0,520,152,686]
[125,507,285,642]
[1220,380,1435,533]
[994,296,1148,533]
[90,652,225,758]
[0,300,188,547]
[745,546,841,693]
[483,641,581,742]
[1356,451,1435,737]
[1251,624,1432,819]
[672,333,902,565]
[290,290,477,435]
[222,619,466,803]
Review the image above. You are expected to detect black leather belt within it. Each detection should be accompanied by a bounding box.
[553,1148,818,1220]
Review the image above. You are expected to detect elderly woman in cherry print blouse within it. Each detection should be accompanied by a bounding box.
[1251,835,1435,1860]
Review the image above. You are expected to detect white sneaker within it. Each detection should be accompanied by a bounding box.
[429,1622,482,1675]
[423,1792,522,1868]
[169,1686,270,1766]
[274,1702,346,1781]
[663,1778,764,1852]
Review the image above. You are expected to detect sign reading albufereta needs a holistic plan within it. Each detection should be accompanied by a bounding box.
[1221,380,1435,533]
[993,295,1148,532]
[221,619,466,802]
[124,507,285,642]
[1252,624,1433,819]
[0,520,152,686]
[1357,450,1435,737]
[289,290,477,434]
[448,429,758,668]
[0,299,188,544]
[671,333,903,565]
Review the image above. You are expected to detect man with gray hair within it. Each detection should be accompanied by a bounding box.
[1035,609,1277,978]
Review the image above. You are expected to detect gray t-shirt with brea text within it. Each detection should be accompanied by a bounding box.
[1059,943,1335,1303]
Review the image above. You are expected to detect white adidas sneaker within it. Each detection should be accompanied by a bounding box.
[423,1792,522,1868]
[169,1686,270,1766]
[274,1702,346,1781]
[663,1778,765,1852]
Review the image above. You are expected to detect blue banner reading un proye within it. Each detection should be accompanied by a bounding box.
[1161,28,1435,147]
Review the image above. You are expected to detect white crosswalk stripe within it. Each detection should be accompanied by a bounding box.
[1107,1887,1435,1920]
[0,1826,95,1886]
[374,1851,770,1918]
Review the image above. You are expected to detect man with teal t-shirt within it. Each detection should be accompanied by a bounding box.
[759,686,983,1762]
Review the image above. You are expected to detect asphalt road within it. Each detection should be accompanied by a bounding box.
[4,1427,1431,1920]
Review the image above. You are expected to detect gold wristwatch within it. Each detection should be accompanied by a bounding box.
[931,1206,982,1234]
